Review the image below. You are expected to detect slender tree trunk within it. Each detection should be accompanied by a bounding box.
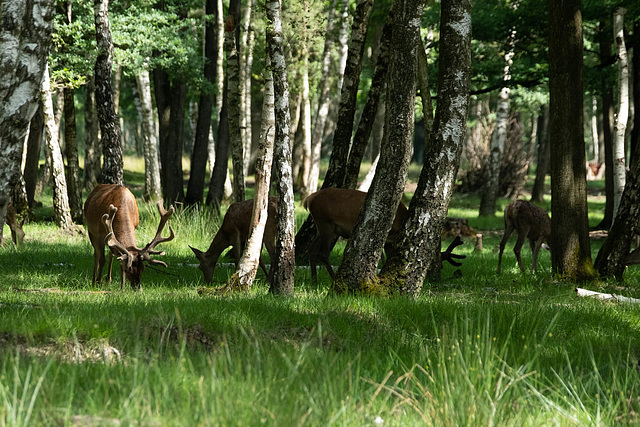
[631,20,640,165]
[24,102,44,209]
[42,65,74,231]
[0,0,55,236]
[530,105,550,203]
[612,7,629,220]
[227,56,275,290]
[343,16,392,190]
[225,16,245,203]
[480,29,515,216]
[548,0,595,280]
[239,0,253,178]
[322,0,374,190]
[266,0,295,296]
[379,0,471,297]
[298,41,313,199]
[135,71,162,201]
[596,19,616,230]
[308,0,338,195]
[186,0,218,205]
[334,0,423,295]
[94,0,123,186]
[63,88,83,223]
[165,80,186,204]
[83,74,101,190]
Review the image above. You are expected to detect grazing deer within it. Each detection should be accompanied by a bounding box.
[84,184,175,290]
[497,200,551,274]
[303,188,409,283]
[190,197,277,284]
[1,202,26,247]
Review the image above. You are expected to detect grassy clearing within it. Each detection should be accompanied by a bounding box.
[1,161,639,425]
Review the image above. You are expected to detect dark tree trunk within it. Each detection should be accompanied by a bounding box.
[548,0,595,280]
[94,0,123,186]
[343,16,392,190]
[63,88,83,222]
[186,0,218,206]
[334,0,423,295]
[207,98,229,210]
[165,81,186,205]
[266,0,295,296]
[225,16,245,203]
[595,19,615,230]
[294,0,373,259]
[322,0,374,190]
[378,0,472,297]
[25,101,44,209]
[153,68,170,191]
[630,20,640,166]
[530,104,549,203]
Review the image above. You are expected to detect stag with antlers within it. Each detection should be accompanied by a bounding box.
[84,184,175,290]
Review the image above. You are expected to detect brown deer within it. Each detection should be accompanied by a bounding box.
[303,188,409,283]
[1,202,26,247]
[497,200,551,274]
[84,184,175,290]
[190,197,277,284]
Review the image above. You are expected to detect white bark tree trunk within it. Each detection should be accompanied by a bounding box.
[228,57,275,290]
[240,0,253,177]
[42,65,74,231]
[612,7,629,220]
[135,71,162,201]
[266,0,295,295]
[225,18,245,203]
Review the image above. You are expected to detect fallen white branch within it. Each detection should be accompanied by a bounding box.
[575,287,640,304]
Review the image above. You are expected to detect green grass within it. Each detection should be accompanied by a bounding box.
[1,159,639,425]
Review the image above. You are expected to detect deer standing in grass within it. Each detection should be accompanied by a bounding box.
[84,184,175,290]
[497,200,551,274]
[1,202,25,247]
[190,198,277,284]
[303,188,409,283]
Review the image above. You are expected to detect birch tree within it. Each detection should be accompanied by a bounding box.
[266,0,295,296]
[0,0,55,237]
[378,0,472,297]
[612,6,629,221]
[226,57,275,291]
[42,65,74,231]
[83,74,101,190]
[135,71,162,201]
[333,0,423,295]
[225,16,245,203]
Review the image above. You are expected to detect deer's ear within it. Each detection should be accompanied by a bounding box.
[190,245,205,259]
[542,243,551,251]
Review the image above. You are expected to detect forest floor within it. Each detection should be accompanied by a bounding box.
[0,160,638,425]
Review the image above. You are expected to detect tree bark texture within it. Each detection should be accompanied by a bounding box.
[165,80,186,205]
[595,19,615,230]
[594,143,640,280]
[25,102,44,209]
[308,0,338,195]
[322,0,374,190]
[333,0,424,295]
[0,0,54,236]
[479,30,514,217]
[83,74,101,190]
[530,104,550,203]
[297,47,313,199]
[266,0,295,296]
[548,0,595,280]
[343,16,392,190]
[239,0,253,178]
[94,0,123,186]
[611,7,629,220]
[227,57,275,290]
[41,65,74,231]
[135,72,162,201]
[225,17,245,203]
[631,20,640,164]
[186,0,218,206]
[378,0,472,297]
[63,88,83,223]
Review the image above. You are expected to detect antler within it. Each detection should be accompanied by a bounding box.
[102,205,134,268]
[140,201,175,264]
[441,235,466,267]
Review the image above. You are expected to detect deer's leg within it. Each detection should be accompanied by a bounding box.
[231,231,243,267]
[497,224,515,273]
[89,232,105,284]
[513,226,530,273]
[530,237,544,273]
[120,263,126,290]
[106,252,114,283]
